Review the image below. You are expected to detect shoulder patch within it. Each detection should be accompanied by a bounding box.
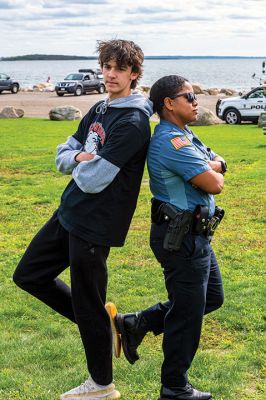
[170,136,192,150]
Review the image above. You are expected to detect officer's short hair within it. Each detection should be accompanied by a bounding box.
[97,39,144,89]
[150,75,188,115]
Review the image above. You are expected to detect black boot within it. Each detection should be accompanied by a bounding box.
[159,384,212,400]
[115,312,149,364]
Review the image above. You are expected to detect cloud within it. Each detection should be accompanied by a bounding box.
[63,0,109,3]
[31,8,90,19]
[42,0,109,7]
[0,3,96,21]
[126,6,178,14]
[54,19,104,28]
[0,0,24,8]
[229,13,265,20]
[123,10,214,25]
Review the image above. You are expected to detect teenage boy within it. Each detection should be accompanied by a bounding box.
[13,39,153,400]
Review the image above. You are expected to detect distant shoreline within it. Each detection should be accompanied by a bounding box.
[1,55,265,61]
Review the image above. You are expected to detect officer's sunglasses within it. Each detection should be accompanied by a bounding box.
[171,92,197,103]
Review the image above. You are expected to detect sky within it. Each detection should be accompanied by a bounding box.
[0,0,265,57]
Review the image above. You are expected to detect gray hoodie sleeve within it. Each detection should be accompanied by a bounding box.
[72,155,120,193]
[56,136,83,174]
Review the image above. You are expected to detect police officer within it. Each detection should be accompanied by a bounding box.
[107,75,226,400]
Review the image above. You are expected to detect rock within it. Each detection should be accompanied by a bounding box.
[49,105,82,121]
[33,87,43,92]
[32,82,55,92]
[15,108,24,118]
[138,85,150,93]
[207,88,220,95]
[44,83,55,92]
[192,83,205,94]
[220,88,236,96]
[189,106,221,126]
[33,82,50,90]
[258,112,266,128]
[20,87,33,92]
[0,106,24,118]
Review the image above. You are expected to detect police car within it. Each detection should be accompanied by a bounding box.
[216,85,266,124]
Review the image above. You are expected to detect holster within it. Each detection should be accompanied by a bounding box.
[151,200,193,251]
[193,205,225,236]
[163,205,193,251]
[208,206,225,235]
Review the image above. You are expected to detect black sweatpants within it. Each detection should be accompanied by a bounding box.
[13,210,112,385]
[141,222,224,388]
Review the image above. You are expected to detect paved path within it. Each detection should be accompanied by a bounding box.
[0,91,220,119]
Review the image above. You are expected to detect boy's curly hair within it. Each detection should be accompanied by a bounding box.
[96,39,144,89]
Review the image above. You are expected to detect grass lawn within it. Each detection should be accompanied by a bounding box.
[0,118,265,400]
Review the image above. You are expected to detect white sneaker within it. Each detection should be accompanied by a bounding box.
[60,376,121,399]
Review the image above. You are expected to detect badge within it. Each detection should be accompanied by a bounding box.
[170,136,191,150]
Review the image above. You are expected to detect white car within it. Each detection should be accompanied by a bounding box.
[216,85,266,124]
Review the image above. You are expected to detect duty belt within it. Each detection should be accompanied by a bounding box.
[151,199,225,251]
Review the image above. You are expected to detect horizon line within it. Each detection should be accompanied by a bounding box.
[1,54,266,60]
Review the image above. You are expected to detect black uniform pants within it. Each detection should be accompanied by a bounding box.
[13,210,112,385]
[142,222,224,388]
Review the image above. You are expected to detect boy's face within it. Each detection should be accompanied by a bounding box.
[102,59,139,100]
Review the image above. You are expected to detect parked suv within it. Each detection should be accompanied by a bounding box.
[216,85,266,124]
[0,73,20,94]
[55,69,105,96]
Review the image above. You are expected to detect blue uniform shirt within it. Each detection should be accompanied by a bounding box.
[147,120,216,217]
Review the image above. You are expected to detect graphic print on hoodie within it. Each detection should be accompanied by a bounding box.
[84,122,106,154]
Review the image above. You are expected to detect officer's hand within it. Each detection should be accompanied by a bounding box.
[208,160,222,173]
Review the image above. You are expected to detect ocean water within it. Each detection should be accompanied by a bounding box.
[0,58,265,91]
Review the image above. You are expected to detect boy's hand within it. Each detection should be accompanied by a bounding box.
[75,152,95,162]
